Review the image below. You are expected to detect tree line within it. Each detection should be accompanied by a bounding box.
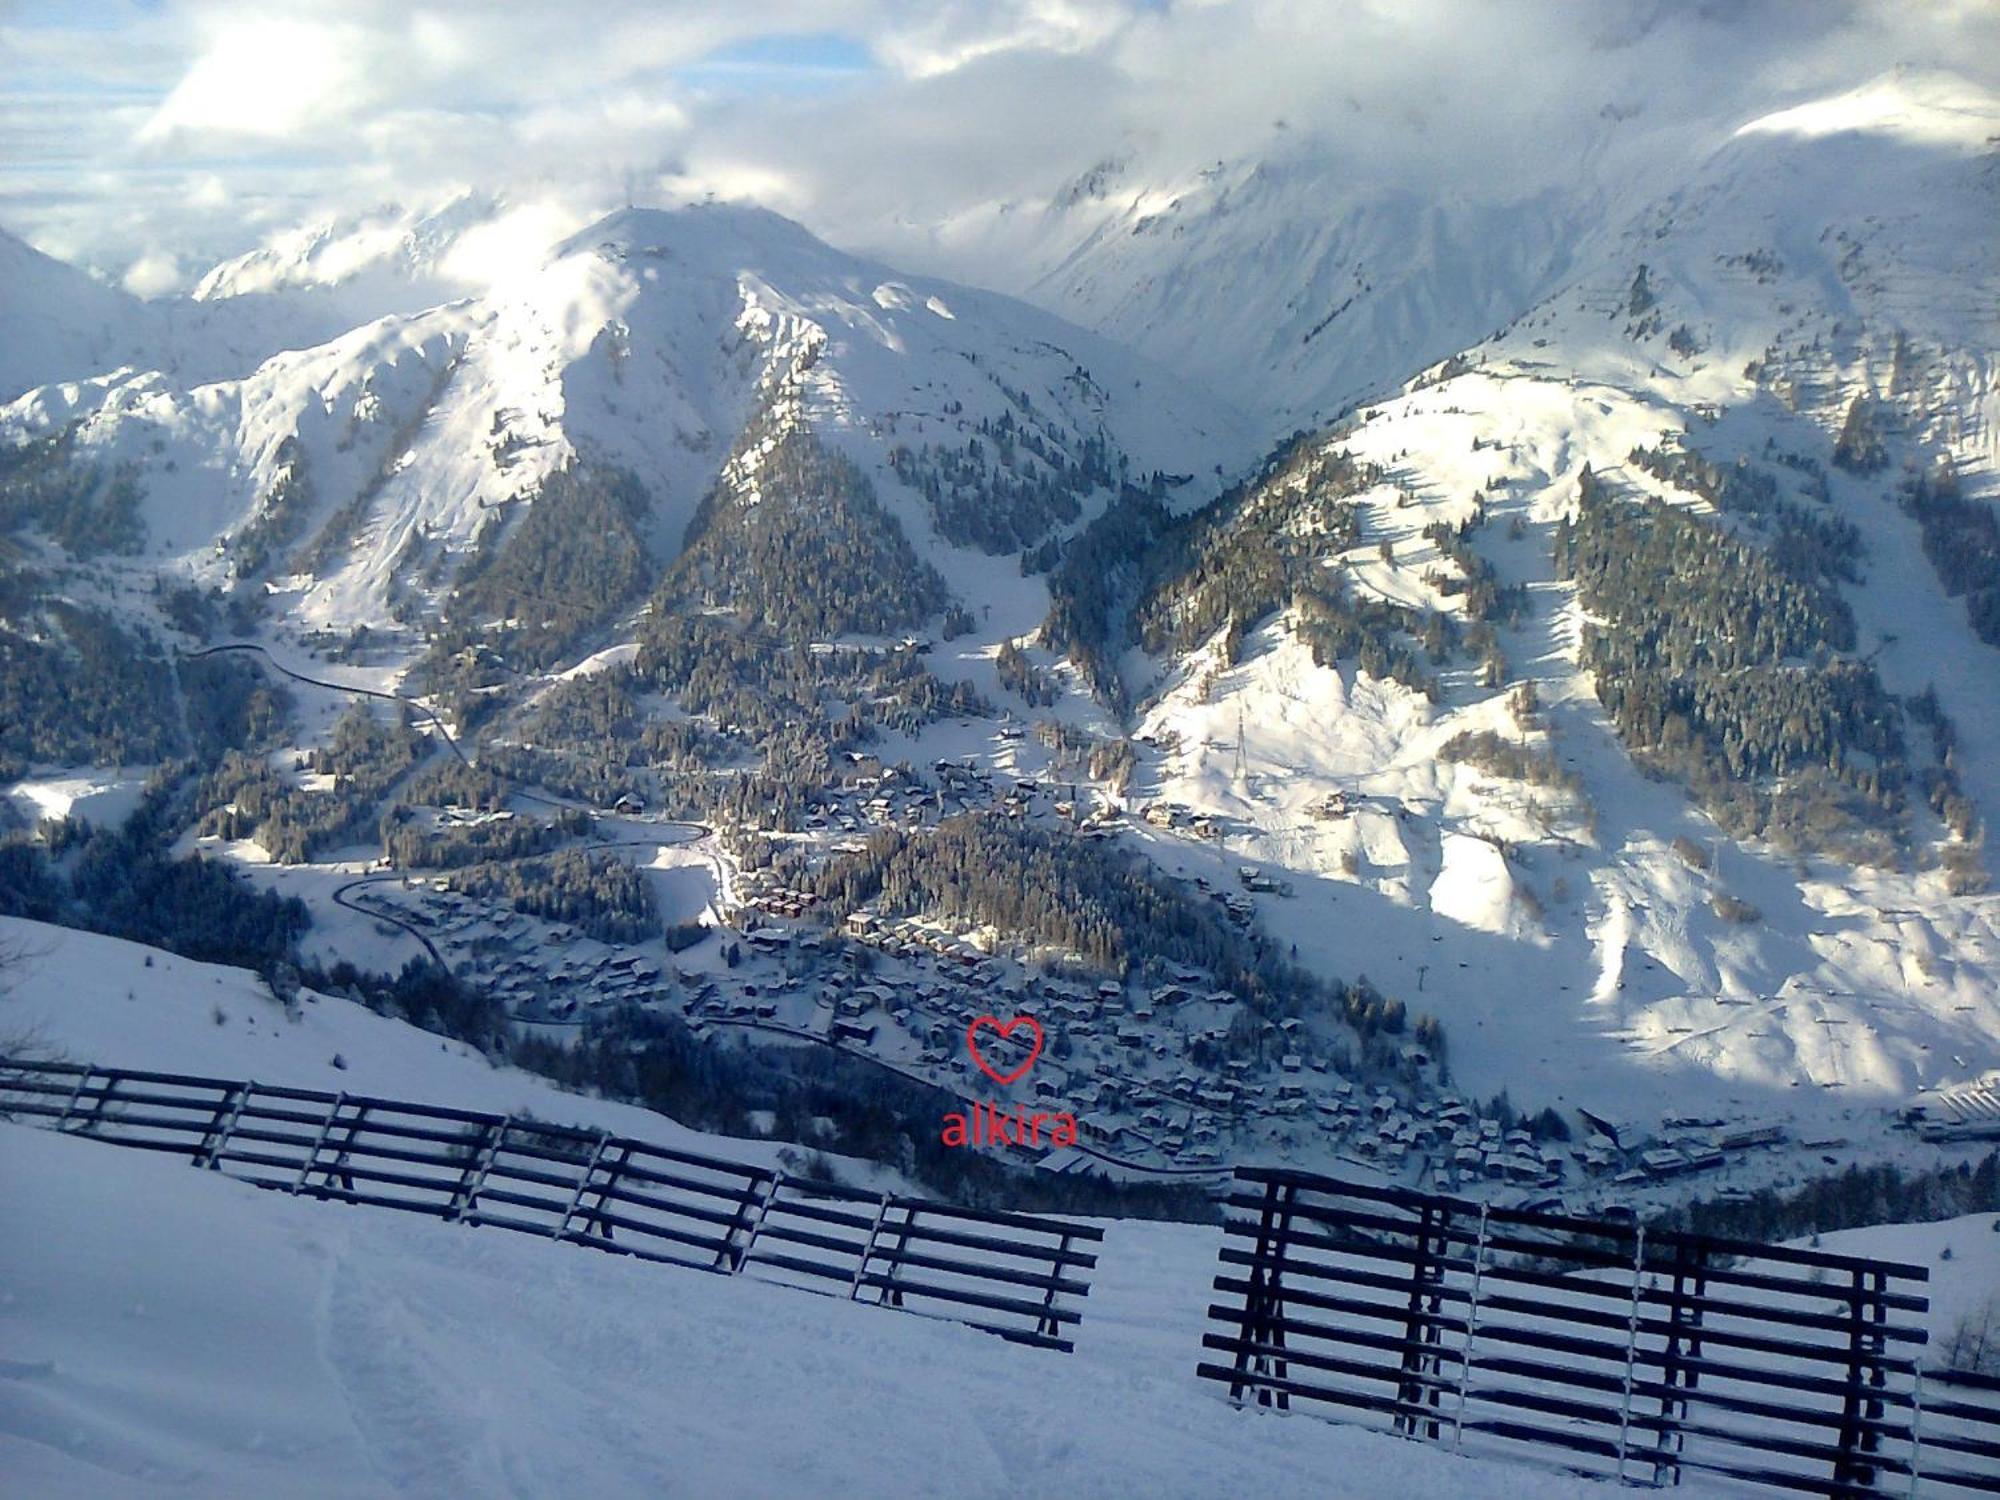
[1556,465,1925,864]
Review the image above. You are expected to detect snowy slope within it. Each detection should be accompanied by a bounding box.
[0,219,501,409]
[7,1103,1992,1498]
[0,229,158,404]
[189,191,546,308]
[0,915,881,1184]
[1116,70,2000,1125]
[904,69,1996,432]
[0,918,1640,1499]
[1,1119,1710,1500]
[947,159,1587,430]
[2,72,1995,1182]
[1,202,1256,636]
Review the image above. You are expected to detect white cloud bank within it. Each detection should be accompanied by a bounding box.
[2,0,1995,293]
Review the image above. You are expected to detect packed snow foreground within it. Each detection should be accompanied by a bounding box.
[3,917,1994,1497]
[0,1124,1639,1500]
[0,918,1578,1498]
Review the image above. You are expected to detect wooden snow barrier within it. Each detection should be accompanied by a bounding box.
[1197,1167,2000,1497]
[0,1058,1103,1353]
[1917,1369,2000,1498]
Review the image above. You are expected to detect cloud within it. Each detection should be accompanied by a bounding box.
[870,0,1130,78]
[120,248,183,296]
[436,201,588,288]
[2,0,1995,291]
[137,17,375,143]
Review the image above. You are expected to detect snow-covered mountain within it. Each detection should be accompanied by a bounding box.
[0,221,489,409]
[0,229,159,402]
[189,191,527,304]
[1085,70,2000,1120]
[904,70,1996,433]
[10,42,2000,1500]
[934,159,1586,430]
[1,202,1254,635]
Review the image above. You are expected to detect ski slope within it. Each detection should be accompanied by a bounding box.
[6,1095,1993,1497]
[3,918,1993,1497]
[0,913,1628,1498]
[0,1120,1672,1500]
[0,916,853,1187]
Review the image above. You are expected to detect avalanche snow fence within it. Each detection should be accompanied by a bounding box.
[1198,1166,2000,1497]
[0,1058,1103,1353]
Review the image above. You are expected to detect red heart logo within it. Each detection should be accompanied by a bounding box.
[966,1015,1043,1086]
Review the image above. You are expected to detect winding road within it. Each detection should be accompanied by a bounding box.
[183,642,473,765]
[185,639,720,949]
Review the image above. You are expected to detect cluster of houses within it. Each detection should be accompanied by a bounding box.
[932,758,1120,834]
[353,880,665,1022]
[838,908,991,967]
[1574,1108,1789,1193]
[1308,791,1355,820]
[1139,799,1224,840]
[351,861,1805,1206]
[1184,870,1258,927]
[797,762,934,838]
[774,753,1121,845]
[737,882,815,920]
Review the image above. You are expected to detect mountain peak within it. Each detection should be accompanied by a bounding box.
[1732,68,2000,151]
[0,224,153,403]
[190,190,508,302]
[554,201,856,277]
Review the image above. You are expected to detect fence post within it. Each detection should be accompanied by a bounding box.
[582,1140,633,1244]
[555,1130,616,1241]
[1834,1264,1890,1493]
[293,1093,355,1195]
[1906,1366,1927,1500]
[449,1117,509,1223]
[1862,1267,1890,1481]
[724,1171,780,1274]
[54,1066,97,1130]
[194,1080,253,1169]
[873,1201,922,1307]
[850,1192,894,1301]
[1229,1175,1296,1409]
[1450,1203,1491,1455]
[1398,1198,1450,1438]
[1650,1236,1706,1487]
[65,1069,121,1133]
[1615,1224,1649,1485]
[1036,1229,1075,1344]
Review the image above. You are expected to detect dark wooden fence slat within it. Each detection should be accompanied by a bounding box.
[3,1055,1098,1358]
[1230,1164,1933,1278]
[1217,1242,1479,1302]
[1197,1164,1952,1498]
[1209,1274,1474,1339]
